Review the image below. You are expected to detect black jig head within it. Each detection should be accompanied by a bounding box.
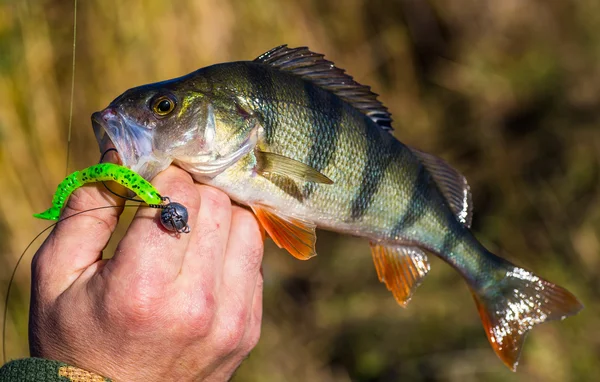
[159,198,191,234]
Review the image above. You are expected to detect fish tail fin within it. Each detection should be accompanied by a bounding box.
[470,261,583,371]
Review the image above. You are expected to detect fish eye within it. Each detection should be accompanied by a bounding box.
[151,95,176,116]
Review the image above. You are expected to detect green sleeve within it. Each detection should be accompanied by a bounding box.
[0,358,111,382]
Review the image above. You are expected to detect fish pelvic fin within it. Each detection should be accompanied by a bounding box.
[370,243,430,307]
[250,204,317,260]
[470,265,583,371]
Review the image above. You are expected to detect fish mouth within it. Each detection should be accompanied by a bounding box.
[92,109,171,180]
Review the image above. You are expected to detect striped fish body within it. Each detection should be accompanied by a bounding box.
[196,59,490,294]
[201,60,467,256]
[199,62,435,234]
[92,46,582,371]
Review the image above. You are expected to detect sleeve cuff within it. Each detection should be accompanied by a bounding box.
[0,358,110,382]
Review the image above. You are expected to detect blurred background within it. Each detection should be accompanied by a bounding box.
[1,0,598,381]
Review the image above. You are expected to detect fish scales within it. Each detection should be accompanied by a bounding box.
[205,62,427,238]
[196,60,502,297]
[205,63,372,224]
[91,45,583,371]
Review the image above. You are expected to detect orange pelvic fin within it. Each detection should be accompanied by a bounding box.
[251,204,317,260]
[470,267,583,371]
[370,243,430,307]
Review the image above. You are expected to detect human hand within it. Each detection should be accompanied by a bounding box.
[28,166,264,381]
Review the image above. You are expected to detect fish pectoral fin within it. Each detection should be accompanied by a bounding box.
[251,204,317,260]
[256,150,333,184]
[263,173,305,202]
[370,243,430,307]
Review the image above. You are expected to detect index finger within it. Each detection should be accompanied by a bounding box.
[32,180,126,296]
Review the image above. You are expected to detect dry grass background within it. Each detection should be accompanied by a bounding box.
[1,0,599,381]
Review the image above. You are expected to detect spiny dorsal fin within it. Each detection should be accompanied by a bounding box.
[410,148,473,228]
[255,45,393,130]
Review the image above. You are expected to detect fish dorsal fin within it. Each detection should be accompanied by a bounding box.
[250,204,317,260]
[370,243,430,307]
[255,45,393,130]
[410,148,473,228]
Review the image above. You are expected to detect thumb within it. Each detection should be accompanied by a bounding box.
[32,179,126,297]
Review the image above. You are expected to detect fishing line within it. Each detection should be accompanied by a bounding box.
[64,0,78,176]
[2,204,140,364]
[99,147,118,164]
[3,0,190,362]
[2,0,84,363]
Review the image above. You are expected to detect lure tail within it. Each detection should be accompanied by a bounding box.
[34,171,84,220]
[33,207,62,221]
[470,258,583,371]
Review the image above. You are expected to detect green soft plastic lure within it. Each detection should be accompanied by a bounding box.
[34,163,163,221]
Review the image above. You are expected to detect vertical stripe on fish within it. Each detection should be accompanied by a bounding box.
[302,80,343,199]
[350,128,395,220]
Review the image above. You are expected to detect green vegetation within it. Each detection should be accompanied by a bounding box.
[1,1,598,381]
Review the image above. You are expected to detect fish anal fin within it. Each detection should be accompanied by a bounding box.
[256,150,333,185]
[410,148,473,228]
[370,243,430,307]
[251,204,317,260]
[470,266,584,371]
[254,45,393,130]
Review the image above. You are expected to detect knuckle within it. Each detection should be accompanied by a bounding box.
[64,188,95,213]
[214,306,248,355]
[233,208,261,235]
[244,324,262,354]
[121,295,161,325]
[115,276,165,325]
[199,186,231,211]
[165,181,201,213]
[183,290,217,336]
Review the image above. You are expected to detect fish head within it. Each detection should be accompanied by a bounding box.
[92,75,259,180]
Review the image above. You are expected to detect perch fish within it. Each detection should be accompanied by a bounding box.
[91,45,582,371]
